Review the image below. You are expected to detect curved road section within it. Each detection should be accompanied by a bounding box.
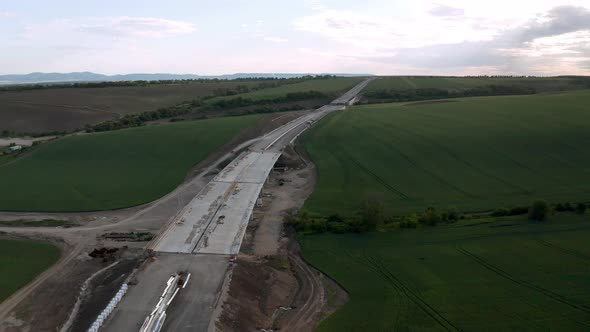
[102,78,372,332]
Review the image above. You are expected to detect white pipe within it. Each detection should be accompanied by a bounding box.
[166,288,180,305]
[182,273,191,288]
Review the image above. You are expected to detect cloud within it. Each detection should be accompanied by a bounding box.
[24,16,197,41]
[305,0,327,11]
[296,5,590,74]
[499,6,590,45]
[263,36,288,43]
[429,4,464,17]
[77,17,197,37]
[0,10,16,17]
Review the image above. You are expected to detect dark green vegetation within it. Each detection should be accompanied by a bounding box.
[0,219,75,227]
[302,213,590,331]
[363,76,590,103]
[302,91,590,216]
[0,239,60,301]
[0,115,261,211]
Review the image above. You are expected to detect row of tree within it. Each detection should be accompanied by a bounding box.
[207,91,328,110]
[364,85,536,103]
[0,75,338,92]
[286,199,588,235]
[86,90,329,132]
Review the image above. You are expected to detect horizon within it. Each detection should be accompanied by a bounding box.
[2,1,590,76]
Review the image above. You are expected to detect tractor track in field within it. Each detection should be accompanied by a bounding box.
[390,123,533,195]
[354,122,478,199]
[348,251,460,332]
[338,147,411,200]
[536,239,590,262]
[457,247,590,314]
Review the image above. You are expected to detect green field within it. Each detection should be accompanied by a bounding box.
[208,77,364,102]
[0,239,60,301]
[302,91,590,216]
[0,115,261,211]
[366,76,588,93]
[302,213,590,331]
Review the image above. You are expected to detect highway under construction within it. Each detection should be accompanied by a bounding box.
[100,78,372,332]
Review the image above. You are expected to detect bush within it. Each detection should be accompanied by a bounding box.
[575,203,587,215]
[310,219,328,233]
[509,206,529,215]
[358,199,385,230]
[529,200,550,221]
[419,207,440,226]
[400,214,418,228]
[491,208,510,217]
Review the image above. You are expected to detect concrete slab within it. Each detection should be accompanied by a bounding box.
[153,182,232,253]
[236,152,281,184]
[195,182,263,255]
[103,254,229,332]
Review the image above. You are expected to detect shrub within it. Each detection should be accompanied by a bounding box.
[529,200,550,221]
[491,208,510,217]
[400,214,418,229]
[509,206,529,215]
[419,207,440,226]
[576,203,587,215]
[359,199,385,230]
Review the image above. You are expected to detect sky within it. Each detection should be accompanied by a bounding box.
[1,0,590,75]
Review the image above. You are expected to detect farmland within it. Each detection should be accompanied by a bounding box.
[301,90,590,216]
[0,77,363,135]
[0,239,60,302]
[0,81,270,134]
[302,213,590,331]
[0,115,262,212]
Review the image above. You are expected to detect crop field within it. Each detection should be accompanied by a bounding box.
[208,77,364,101]
[302,91,590,216]
[0,115,262,211]
[0,239,60,302]
[366,76,588,93]
[0,80,276,134]
[302,213,590,331]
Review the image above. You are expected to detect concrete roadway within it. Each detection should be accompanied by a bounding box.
[102,78,373,332]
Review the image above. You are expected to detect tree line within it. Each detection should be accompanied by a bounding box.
[363,85,536,103]
[0,75,338,92]
[286,199,588,235]
[86,90,329,132]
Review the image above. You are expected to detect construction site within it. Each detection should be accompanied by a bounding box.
[0,79,371,332]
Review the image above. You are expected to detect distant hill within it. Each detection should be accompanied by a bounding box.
[0,72,371,85]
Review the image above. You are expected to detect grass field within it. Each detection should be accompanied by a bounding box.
[0,80,277,134]
[0,239,60,302]
[302,91,590,216]
[302,213,590,331]
[366,76,588,93]
[0,115,261,211]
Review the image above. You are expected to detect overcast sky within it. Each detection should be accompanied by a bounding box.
[1,0,590,75]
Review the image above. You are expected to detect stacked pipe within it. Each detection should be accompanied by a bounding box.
[87,283,129,332]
